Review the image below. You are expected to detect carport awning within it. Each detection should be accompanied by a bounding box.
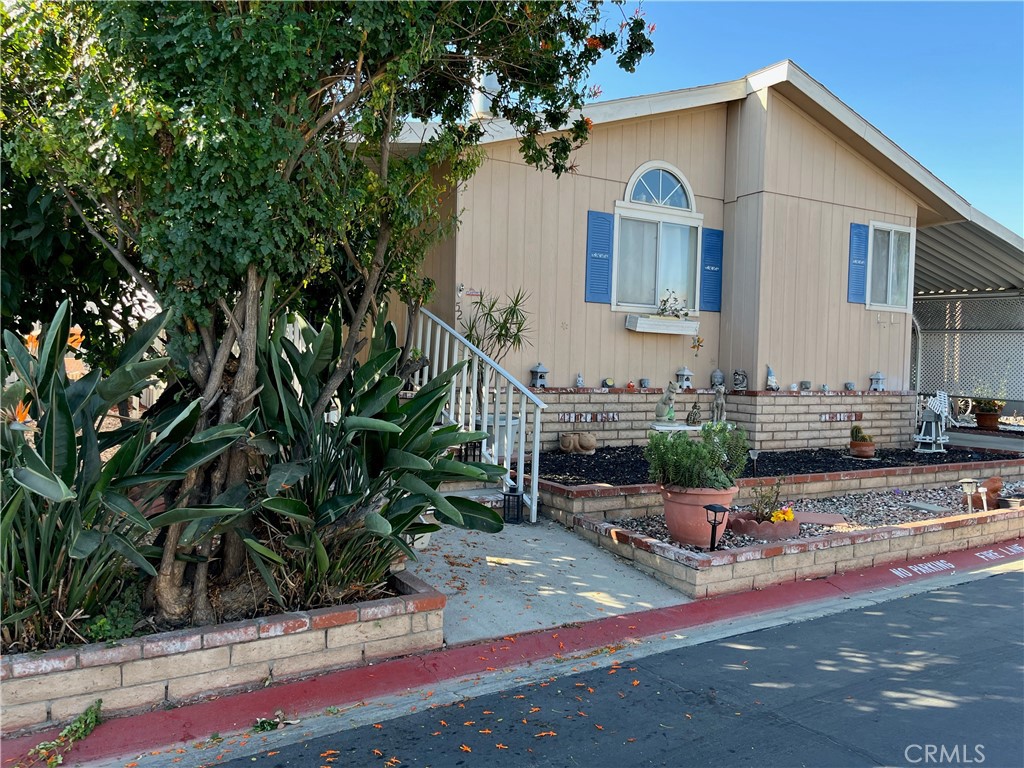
[915,219,1024,295]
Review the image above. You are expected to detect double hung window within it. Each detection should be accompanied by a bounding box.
[867,221,915,310]
[613,163,703,312]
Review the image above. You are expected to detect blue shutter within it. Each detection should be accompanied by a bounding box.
[848,223,868,304]
[585,211,614,304]
[700,227,723,312]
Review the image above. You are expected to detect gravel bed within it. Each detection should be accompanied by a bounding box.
[610,480,1024,554]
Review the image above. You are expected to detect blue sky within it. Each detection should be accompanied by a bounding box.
[588,1,1024,236]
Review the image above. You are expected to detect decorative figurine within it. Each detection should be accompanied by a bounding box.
[789,383,799,391]
[601,377,614,388]
[799,380,812,391]
[686,402,702,426]
[733,369,748,392]
[530,362,549,388]
[844,381,856,391]
[710,368,725,387]
[559,431,597,456]
[655,381,680,422]
[765,365,780,391]
[711,384,726,423]
[576,372,585,388]
[821,384,830,392]
[639,378,651,389]
[626,380,636,392]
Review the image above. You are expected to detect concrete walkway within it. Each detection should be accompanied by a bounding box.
[408,519,686,645]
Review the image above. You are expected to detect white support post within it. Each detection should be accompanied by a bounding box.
[530,404,542,523]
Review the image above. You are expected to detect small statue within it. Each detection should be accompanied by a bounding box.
[655,381,680,422]
[821,384,830,392]
[766,365,780,391]
[710,368,725,387]
[711,384,726,423]
[733,369,748,392]
[576,372,585,387]
[559,431,597,456]
[686,402,702,426]
[626,380,636,392]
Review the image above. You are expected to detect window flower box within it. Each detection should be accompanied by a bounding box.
[625,314,700,336]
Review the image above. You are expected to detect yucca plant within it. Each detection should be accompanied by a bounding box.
[250,301,505,609]
[1,302,247,652]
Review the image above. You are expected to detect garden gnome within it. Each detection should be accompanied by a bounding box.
[711,384,726,422]
[655,381,680,422]
[575,372,584,387]
[733,369,748,391]
[686,402,702,426]
[766,365,780,391]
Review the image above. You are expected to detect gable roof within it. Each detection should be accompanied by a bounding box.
[399,60,1022,294]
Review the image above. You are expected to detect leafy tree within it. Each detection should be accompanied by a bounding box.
[2,0,653,625]
[0,161,147,373]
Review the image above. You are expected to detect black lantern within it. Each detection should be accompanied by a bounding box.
[503,490,524,524]
[704,504,729,551]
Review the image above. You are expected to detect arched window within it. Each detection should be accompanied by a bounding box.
[613,162,703,312]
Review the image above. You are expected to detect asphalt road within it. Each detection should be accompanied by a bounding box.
[216,571,1024,768]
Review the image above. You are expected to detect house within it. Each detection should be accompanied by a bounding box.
[403,60,1023,458]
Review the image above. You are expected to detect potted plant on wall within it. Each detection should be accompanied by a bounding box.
[972,399,1005,430]
[644,422,748,547]
[849,425,875,458]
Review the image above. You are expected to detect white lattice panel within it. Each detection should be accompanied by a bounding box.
[917,331,1024,399]
[914,296,1024,332]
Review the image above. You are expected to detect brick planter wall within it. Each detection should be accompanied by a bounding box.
[526,388,918,453]
[727,390,918,450]
[571,508,1024,599]
[536,455,1024,524]
[0,572,444,736]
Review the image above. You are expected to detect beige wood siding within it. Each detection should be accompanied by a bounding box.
[453,106,730,389]
[756,92,917,390]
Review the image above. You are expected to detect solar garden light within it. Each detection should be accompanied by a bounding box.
[749,449,760,476]
[960,478,979,515]
[705,504,729,551]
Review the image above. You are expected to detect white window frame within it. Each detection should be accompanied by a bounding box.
[866,220,916,313]
[611,161,704,314]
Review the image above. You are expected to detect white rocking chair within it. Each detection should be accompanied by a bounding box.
[915,391,962,453]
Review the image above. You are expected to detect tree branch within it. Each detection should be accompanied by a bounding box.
[60,185,160,302]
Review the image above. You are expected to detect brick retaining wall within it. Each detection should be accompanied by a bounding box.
[527,388,918,452]
[0,572,444,736]
[536,455,1024,523]
[570,509,1024,599]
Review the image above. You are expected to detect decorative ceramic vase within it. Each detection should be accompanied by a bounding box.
[850,440,876,458]
[660,485,738,547]
[728,512,800,541]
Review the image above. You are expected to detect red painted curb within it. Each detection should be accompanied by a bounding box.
[3,538,1021,765]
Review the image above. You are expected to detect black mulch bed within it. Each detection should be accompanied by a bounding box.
[529,446,1023,487]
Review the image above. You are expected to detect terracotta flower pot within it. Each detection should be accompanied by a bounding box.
[728,512,801,541]
[975,412,1002,430]
[660,485,738,547]
[850,440,875,458]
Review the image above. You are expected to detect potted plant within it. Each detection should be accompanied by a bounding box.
[849,425,875,458]
[644,422,748,547]
[460,288,532,459]
[729,478,800,541]
[973,398,1005,430]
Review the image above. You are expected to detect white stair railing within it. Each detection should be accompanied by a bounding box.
[412,308,547,523]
